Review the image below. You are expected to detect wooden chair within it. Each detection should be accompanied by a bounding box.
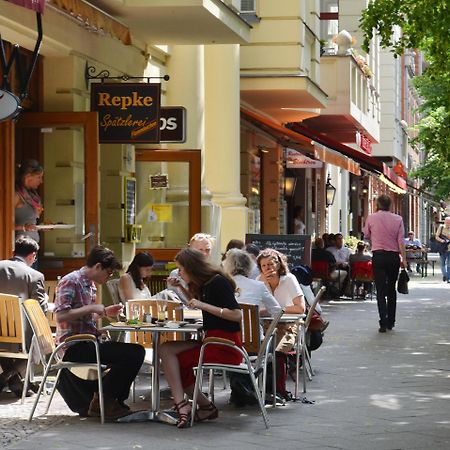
[21,299,106,424]
[350,261,374,300]
[0,293,28,397]
[147,276,168,296]
[207,303,260,403]
[190,308,285,429]
[125,299,183,401]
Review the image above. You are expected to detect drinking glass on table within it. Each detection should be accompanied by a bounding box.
[130,304,142,321]
[156,300,167,321]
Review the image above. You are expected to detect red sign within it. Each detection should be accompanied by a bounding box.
[5,0,45,13]
[356,131,372,154]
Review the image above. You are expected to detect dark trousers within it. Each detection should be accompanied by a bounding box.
[63,341,145,402]
[372,251,400,326]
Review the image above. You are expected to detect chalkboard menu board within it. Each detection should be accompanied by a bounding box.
[246,234,311,268]
[124,177,136,225]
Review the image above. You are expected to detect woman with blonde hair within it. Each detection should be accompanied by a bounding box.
[160,248,242,428]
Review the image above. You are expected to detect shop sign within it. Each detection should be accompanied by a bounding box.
[149,174,168,189]
[5,0,45,13]
[356,131,372,154]
[91,83,161,143]
[160,107,186,143]
[285,148,322,168]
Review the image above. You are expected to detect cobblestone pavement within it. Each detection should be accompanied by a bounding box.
[2,271,450,449]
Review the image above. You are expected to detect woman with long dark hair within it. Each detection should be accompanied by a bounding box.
[160,247,242,428]
[118,252,154,301]
[15,159,44,242]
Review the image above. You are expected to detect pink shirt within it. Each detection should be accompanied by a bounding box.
[363,210,405,252]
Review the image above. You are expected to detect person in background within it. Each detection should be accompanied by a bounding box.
[326,233,351,294]
[403,231,422,273]
[312,237,347,290]
[256,248,305,400]
[221,239,245,261]
[54,245,145,419]
[15,159,44,243]
[349,241,373,297]
[363,195,406,332]
[160,248,242,428]
[245,243,261,279]
[0,236,47,397]
[118,252,153,301]
[167,233,215,303]
[435,217,450,282]
[293,205,306,234]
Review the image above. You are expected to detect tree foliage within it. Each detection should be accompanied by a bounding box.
[360,0,450,71]
[360,0,450,199]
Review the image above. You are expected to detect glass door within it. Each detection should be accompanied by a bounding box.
[135,150,201,262]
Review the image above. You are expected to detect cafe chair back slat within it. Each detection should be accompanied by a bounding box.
[294,286,326,397]
[239,303,260,354]
[21,299,106,424]
[0,293,26,349]
[0,293,30,400]
[44,280,57,303]
[147,276,167,296]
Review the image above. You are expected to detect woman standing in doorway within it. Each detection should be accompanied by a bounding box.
[15,159,44,243]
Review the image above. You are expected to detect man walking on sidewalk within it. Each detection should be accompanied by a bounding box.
[363,195,406,332]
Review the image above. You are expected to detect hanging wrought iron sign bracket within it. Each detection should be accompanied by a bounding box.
[85,64,169,88]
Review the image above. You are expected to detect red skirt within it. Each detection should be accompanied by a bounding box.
[177,329,242,389]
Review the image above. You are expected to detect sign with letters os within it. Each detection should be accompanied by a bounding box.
[91,83,161,143]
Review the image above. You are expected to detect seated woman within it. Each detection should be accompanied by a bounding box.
[223,248,281,321]
[256,248,306,400]
[118,252,154,301]
[159,248,242,428]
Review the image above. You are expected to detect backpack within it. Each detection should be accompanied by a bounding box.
[291,264,313,286]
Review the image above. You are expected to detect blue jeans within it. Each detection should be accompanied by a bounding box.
[439,251,450,279]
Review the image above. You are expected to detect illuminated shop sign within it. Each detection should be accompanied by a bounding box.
[91,83,161,143]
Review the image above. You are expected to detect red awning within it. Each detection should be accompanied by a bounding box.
[288,122,383,173]
[241,107,361,175]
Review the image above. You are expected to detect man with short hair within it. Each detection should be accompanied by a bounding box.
[325,233,351,294]
[404,231,423,273]
[54,245,145,420]
[0,235,47,396]
[363,195,406,332]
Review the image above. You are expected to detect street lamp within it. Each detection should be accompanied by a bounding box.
[325,174,336,207]
[284,176,297,197]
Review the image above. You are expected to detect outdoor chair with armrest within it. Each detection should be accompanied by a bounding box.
[292,286,326,397]
[0,293,29,399]
[21,299,106,424]
[350,261,374,300]
[191,308,285,428]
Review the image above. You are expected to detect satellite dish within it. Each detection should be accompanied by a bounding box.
[0,89,21,121]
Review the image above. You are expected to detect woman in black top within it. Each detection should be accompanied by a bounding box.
[160,248,242,428]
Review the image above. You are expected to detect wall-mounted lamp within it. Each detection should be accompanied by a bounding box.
[351,184,357,191]
[284,176,297,197]
[362,185,369,195]
[325,174,336,207]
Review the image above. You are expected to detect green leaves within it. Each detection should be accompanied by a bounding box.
[361,0,450,199]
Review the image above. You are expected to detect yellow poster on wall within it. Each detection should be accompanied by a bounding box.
[148,204,173,223]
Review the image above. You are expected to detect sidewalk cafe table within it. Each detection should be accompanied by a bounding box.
[101,321,203,424]
[261,313,306,404]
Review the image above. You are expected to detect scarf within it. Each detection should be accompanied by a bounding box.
[17,186,43,215]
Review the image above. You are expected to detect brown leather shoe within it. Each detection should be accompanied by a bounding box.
[88,393,132,420]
